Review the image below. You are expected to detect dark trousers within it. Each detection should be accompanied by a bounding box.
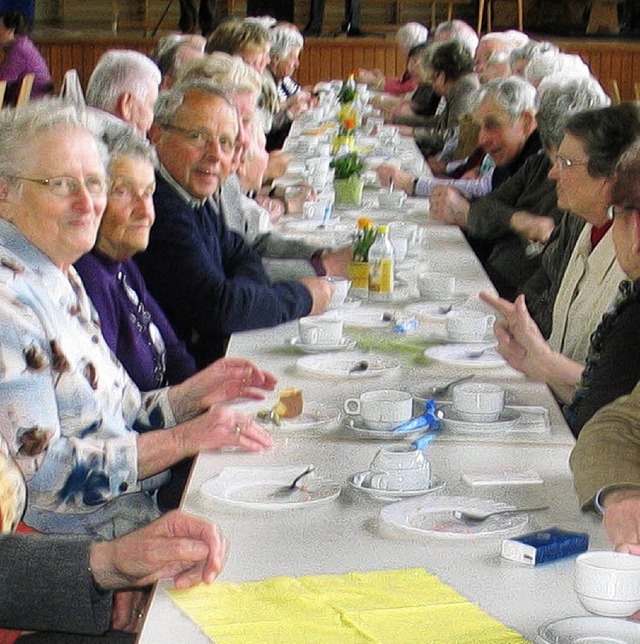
[246,0,294,21]
[179,0,220,36]
[304,0,360,34]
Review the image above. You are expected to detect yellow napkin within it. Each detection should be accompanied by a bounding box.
[168,568,527,643]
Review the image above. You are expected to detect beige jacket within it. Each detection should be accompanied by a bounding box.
[571,380,640,508]
[549,224,625,363]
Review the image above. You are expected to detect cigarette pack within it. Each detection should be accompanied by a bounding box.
[501,527,589,566]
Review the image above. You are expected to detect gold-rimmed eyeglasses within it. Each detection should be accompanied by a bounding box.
[9,175,107,197]
[161,123,236,155]
[554,154,589,171]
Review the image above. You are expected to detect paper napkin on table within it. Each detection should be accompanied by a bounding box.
[168,568,526,643]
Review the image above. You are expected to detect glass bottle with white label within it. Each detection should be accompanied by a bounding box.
[368,224,395,301]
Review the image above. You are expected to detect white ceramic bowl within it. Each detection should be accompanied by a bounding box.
[575,551,640,616]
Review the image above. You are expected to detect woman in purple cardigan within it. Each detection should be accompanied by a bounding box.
[75,124,276,509]
[0,11,52,103]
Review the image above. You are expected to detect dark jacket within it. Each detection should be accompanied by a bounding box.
[466,151,563,299]
[136,174,312,367]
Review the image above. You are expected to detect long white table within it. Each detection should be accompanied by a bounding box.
[139,219,609,643]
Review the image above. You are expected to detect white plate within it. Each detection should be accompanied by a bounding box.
[288,336,357,353]
[404,302,458,322]
[440,404,521,434]
[200,466,341,509]
[325,309,391,329]
[257,403,342,433]
[348,472,446,501]
[296,353,401,378]
[344,415,427,441]
[535,616,640,644]
[379,495,529,538]
[424,344,506,369]
[282,220,352,234]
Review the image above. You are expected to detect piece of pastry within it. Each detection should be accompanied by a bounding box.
[274,388,303,419]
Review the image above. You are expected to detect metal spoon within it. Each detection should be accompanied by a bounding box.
[348,360,369,374]
[465,347,490,359]
[427,375,475,398]
[270,465,315,498]
[453,505,549,524]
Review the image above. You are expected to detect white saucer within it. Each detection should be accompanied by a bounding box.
[288,336,357,353]
[348,471,445,501]
[256,403,342,433]
[324,309,392,329]
[535,616,640,644]
[424,343,507,369]
[379,495,530,538]
[343,415,427,441]
[440,404,520,434]
[296,353,401,378]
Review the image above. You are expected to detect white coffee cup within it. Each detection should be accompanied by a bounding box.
[452,382,505,423]
[418,272,456,301]
[378,189,407,210]
[344,389,413,430]
[325,276,351,306]
[445,310,496,343]
[302,201,328,220]
[367,445,431,491]
[298,317,343,346]
[575,551,640,617]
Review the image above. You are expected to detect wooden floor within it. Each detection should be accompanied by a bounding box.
[31,26,640,102]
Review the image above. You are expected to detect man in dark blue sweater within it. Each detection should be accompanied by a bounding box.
[136,80,332,367]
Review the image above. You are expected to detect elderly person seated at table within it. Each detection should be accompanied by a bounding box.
[267,24,308,103]
[176,53,351,281]
[86,50,161,136]
[0,11,53,104]
[357,22,428,94]
[154,34,206,90]
[380,77,539,218]
[0,100,274,539]
[571,379,640,551]
[0,434,227,638]
[455,76,610,300]
[509,40,558,77]
[473,32,514,83]
[392,41,479,160]
[481,105,640,437]
[136,79,333,367]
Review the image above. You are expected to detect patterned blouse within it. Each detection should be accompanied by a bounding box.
[0,219,174,538]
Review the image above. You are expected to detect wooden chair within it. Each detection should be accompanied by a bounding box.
[477,0,524,33]
[59,69,85,106]
[15,73,35,107]
[0,81,6,110]
[605,79,621,105]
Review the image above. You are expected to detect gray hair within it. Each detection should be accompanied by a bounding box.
[536,76,611,150]
[155,35,206,77]
[396,22,428,50]
[102,122,158,170]
[177,52,262,96]
[433,20,479,57]
[153,78,237,130]
[269,25,303,60]
[524,46,561,86]
[0,99,108,184]
[509,40,557,71]
[476,76,537,120]
[86,50,161,113]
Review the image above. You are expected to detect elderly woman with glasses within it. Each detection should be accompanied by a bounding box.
[0,101,274,540]
[481,103,640,436]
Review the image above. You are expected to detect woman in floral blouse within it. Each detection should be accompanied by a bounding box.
[0,100,275,539]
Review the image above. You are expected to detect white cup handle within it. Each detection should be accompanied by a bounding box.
[344,398,361,415]
[367,472,388,490]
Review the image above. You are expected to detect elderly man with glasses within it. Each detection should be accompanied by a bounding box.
[136,80,332,368]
